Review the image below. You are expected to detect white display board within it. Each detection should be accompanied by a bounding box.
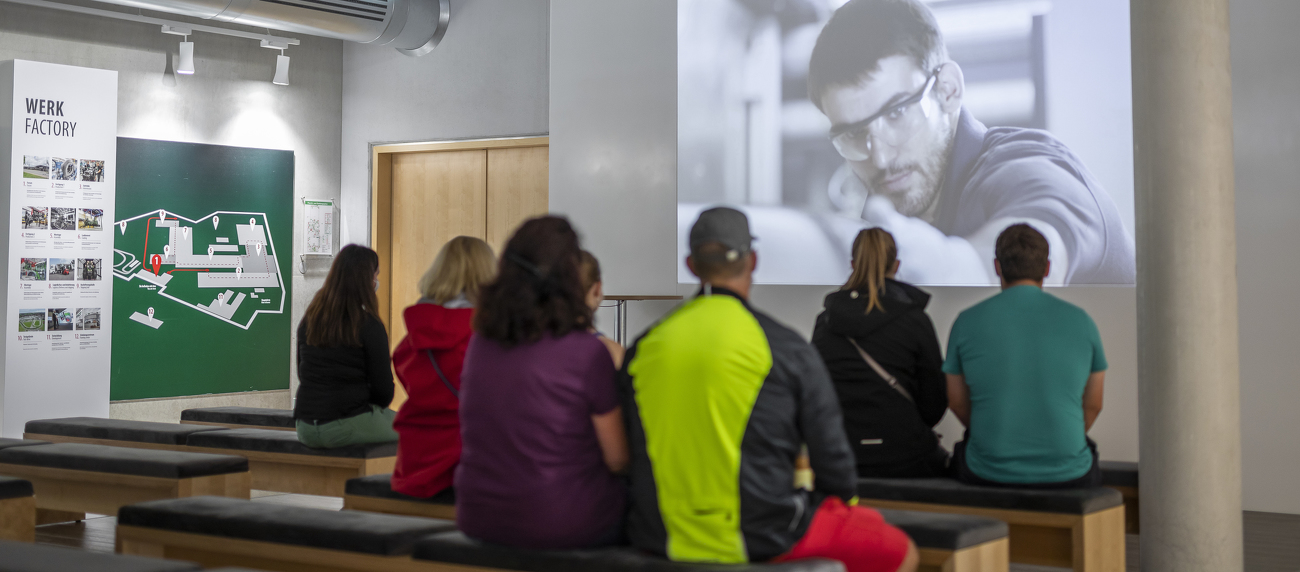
[303,197,334,254]
[0,60,117,437]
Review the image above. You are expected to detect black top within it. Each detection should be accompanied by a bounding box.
[811,279,947,472]
[294,314,394,423]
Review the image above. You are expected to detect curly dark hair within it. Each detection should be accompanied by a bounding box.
[473,216,592,347]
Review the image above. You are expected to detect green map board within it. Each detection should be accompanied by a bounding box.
[112,138,293,400]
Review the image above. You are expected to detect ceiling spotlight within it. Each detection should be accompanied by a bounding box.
[177,37,195,75]
[272,52,290,86]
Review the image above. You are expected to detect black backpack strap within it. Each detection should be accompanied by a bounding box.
[424,349,459,399]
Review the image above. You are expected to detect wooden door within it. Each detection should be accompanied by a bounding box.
[486,146,550,253]
[387,150,487,408]
[373,138,548,411]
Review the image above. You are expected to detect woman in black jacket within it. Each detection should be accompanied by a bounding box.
[812,228,949,477]
[294,244,398,448]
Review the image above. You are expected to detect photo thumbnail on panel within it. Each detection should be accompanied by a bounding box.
[50,157,78,181]
[79,159,105,182]
[20,258,47,281]
[76,308,101,331]
[50,207,76,231]
[48,258,75,281]
[78,258,102,281]
[22,206,48,230]
[18,309,45,332]
[47,308,74,331]
[79,208,103,231]
[22,155,49,179]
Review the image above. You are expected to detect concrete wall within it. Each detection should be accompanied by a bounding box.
[339,0,550,251]
[1229,0,1300,515]
[0,2,344,419]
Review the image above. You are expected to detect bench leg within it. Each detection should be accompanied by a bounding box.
[36,508,86,525]
[0,497,36,542]
[1109,485,1140,534]
[918,537,1009,572]
[1073,505,1125,572]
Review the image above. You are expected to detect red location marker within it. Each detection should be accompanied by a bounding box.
[151,254,161,275]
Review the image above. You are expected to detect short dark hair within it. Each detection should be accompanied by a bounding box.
[995,224,1050,283]
[807,0,947,109]
[474,216,592,347]
[691,242,748,282]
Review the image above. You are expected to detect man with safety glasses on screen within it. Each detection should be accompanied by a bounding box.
[809,0,1135,285]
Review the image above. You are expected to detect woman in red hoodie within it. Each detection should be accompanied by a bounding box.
[390,236,496,499]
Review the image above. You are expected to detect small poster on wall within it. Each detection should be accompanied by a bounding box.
[303,198,334,255]
[1,60,117,437]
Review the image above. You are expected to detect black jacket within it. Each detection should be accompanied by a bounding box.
[811,279,947,473]
[294,314,394,423]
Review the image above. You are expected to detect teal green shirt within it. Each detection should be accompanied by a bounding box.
[943,286,1106,483]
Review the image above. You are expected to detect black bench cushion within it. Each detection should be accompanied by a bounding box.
[186,428,397,458]
[0,539,200,572]
[0,443,247,479]
[857,477,1123,514]
[0,438,48,451]
[411,532,845,572]
[1099,461,1139,488]
[24,417,226,445]
[0,477,33,500]
[876,509,1006,550]
[118,496,454,556]
[345,474,455,504]
[181,407,294,429]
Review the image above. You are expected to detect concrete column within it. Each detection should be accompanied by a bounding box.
[1132,0,1243,571]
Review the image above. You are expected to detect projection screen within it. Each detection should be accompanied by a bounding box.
[677,0,1135,286]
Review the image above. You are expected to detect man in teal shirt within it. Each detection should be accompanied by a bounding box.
[943,224,1107,487]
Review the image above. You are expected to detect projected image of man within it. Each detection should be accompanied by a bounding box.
[808,0,1135,285]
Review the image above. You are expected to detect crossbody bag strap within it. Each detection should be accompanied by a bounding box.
[846,337,914,403]
[424,349,459,399]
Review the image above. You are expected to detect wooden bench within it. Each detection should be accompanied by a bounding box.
[24,418,396,497]
[341,473,1007,572]
[856,477,1124,572]
[342,474,455,520]
[116,497,846,572]
[1099,461,1138,534]
[0,477,35,543]
[24,417,227,451]
[181,407,295,432]
[185,428,396,496]
[116,496,457,572]
[0,442,249,524]
[0,538,201,572]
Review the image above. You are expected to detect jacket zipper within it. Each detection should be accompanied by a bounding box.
[788,495,805,532]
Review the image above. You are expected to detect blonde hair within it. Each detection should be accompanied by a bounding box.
[843,228,898,314]
[417,236,496,305]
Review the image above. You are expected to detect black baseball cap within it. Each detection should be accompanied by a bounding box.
[690,207,754,261]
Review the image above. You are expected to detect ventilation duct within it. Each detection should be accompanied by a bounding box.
[87,0,448,56]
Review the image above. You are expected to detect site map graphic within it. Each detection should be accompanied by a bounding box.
[113,209,283,330]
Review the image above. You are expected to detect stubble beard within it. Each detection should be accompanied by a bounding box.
[864,119,958,218]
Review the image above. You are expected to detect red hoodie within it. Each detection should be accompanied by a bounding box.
[391,301,473,498]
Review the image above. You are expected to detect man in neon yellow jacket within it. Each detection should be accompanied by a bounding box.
[618,207,918,572]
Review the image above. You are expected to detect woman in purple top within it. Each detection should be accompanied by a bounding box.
[455,215,629,550]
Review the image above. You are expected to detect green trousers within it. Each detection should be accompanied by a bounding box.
[296,404,398,449]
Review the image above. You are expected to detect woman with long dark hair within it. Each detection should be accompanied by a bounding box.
[455,216,628,550]
[811,228,949,477]
[294,244,398,448]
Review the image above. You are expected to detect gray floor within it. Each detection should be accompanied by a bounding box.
[33,498,1300,572]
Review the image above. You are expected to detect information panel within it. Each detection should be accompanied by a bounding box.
[112,138,292,400]
[1,60,117,437]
